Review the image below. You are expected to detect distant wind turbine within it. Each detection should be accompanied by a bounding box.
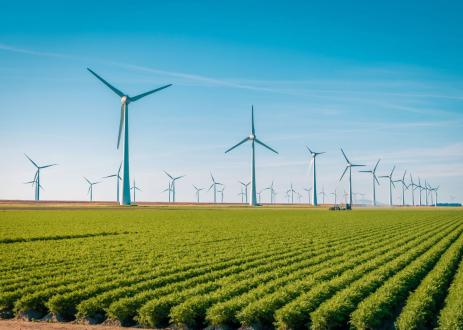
[87,68,171,206]
[304,187,312,204]
[393,170,408,206]
[218,185,225,203]
[331,190,338,205]
[359,159,381,206]
[339,148,365,207]
[208,173,223,203]
[130,179,141,203]
[24,154,57,201]
[192,185,204,203]
[306,146,325,206]
[103,163,122,203]
[162,182,172,202]
[225,106,278,206]
[319,186,327,204]
[409,173,417,206]
[84,177,100,202]
[164,171,185,203]
[379,166,396,206]
[239,181,251,204]
[287,184,296,204]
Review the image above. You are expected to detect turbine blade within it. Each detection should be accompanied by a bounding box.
[225,137,250,153]
[84,177,91,185]
[374,174,380,185]
[374,158,381,172]
[118,162,122,174]
[251,105,255,135]
[163,171,174,180]
[117,103,125,149]
[103,174,117,178]
[390,165,396,176]
[130,84,172,102]
[40,164,57,169]
[24,154,38,168]
[208,183,214,191]
[87,68,124,97]
[339,166,348,182]
[255,138,278,154]
[306,146,314,154]
[174,175,185,180]
[340,148,350,164]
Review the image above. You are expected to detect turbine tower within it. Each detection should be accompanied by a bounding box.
[225,106,278,206]
[409,173,416,206]
[319,186,327,204]
[163,171,184,203]
[304,187,312,204]
[192,185,204,203]
[208,173,223,203]
[162,182,172,202]
[87,68,171,206]
[330,190,338,205]
[218,186,225,203]
[339,148,365,207]
[130,179,141,203]
[359,159,381,206]
[306,146,325,206]
[84,177,100,202]
[24,154,57,201]
[379,166,396,206]
[103,163,122,203]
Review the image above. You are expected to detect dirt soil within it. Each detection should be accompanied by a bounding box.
[0,320,152,330]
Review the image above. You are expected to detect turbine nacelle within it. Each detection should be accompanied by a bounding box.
[249,134,255,140]
[121,96,130,104]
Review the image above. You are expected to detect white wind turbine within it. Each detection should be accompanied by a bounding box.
[87,68,171,206]
[393,170,408,206]
[359,159,381,206]
[208,173,223,203]
[409,173,417,206]
[319,186,327,204]
[162,182,173,202]
[103,163,122,203]
[339,148,365,207]
[304,187,312,205]
[192,185,204,203]
[306,146,325,206]
[287,184,296,204]
[130,179,141,203]
[239,181,251,204]
[379,166,396,206]
[24,154,57,201]
[225,106,278,206]
[84,177,100,202]
[164,171,185,203]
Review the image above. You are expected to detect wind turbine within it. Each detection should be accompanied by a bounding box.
[264,181,276,204]
[24,177,43,199]
[318,186,327,204]
[287,184,296,204]
[393,170,408,206]
[208,173,223,203]
[417,177,424,206]
[103,163,122,203]
[192,185,204,203]
[379,166,396,206]
[24,154,57,201]
[87,68,171,206]
[164,171,185,203]
[238,190,246,203]
[130,179,141,203]
[257,189,265,204]
[162,182,172,202]
[359,159,380,206]
[306,146,325,206]
[339,148,365,207]
[84,177,100,202]
[409,173,417,206]
[218,186,225,203]
[225,106,278,206]
[424,180,430,206]
[297,192,303,203]
[239,181,251,203]
[330,190,338,205]
[304,187,312,204]
[432,186,439,206]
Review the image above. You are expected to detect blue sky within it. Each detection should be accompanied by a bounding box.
[0,0,462,204]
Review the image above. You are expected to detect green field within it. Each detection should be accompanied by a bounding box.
[1,206,463,329]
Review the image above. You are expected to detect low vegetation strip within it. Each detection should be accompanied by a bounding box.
[0,207,462,330]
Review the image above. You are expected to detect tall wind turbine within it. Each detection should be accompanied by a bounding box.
[393,170,408,206]
[339,148,365,207]
[103,163,122,203]
[424,180,430,206]
[330,190,338,205]
[84,177,100,202]
[409,173,417,206]
[87,68,171,206]
[306,146,325,206]
[238,190,246,203]
[130,179,141,203]
[417,177,423,206]
[239,181,251,203]
[24,154,57,201]
[218,186,225,203]
[319,186,327,204]
[225,106,278,206]
[24,177,43,199]
[379,166,396,206]
[192,185,204,203]
[163,171,184,203]
[264,181,276,204]
[208,173,223,203]
[432,186,439,206]
[359,159,381,206]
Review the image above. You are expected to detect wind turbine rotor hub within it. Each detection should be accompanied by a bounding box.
[249,134,255,140]
[121,96,130,104]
